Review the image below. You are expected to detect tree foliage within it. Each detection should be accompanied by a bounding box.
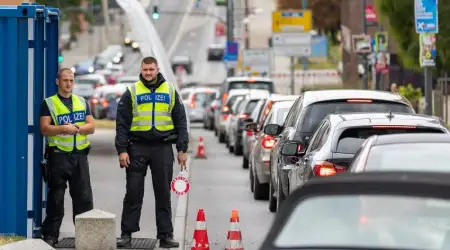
[275,0,341,38]
[375,0,450,75]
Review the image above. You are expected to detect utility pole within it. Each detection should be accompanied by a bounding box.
[244,0,249,49]
[101,0,110,44]
[226,0,235,77]
[361,0,369,89]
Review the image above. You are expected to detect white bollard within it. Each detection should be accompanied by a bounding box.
[75,209,116,250]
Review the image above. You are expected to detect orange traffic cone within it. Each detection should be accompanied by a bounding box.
[195,136,207,159]
[225,209,244,250]
[191,208,210,250]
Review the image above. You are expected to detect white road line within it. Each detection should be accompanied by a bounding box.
[168,0,195,57]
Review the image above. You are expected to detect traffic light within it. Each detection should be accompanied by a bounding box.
[58,55,64,63]
[152,6,160,20]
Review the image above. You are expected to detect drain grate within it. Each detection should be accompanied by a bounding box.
[54,237,158,249]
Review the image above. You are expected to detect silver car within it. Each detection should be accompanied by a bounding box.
[73,74,107,99]
[249,100,295,200]
[180,87,218,122]
[242,99,266,169]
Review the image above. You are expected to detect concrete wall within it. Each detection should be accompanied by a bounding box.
[1,0,35,5]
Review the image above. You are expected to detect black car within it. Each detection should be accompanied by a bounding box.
[259,171,450,250]
[207,43,225,61]
[279,112,449,207]
[263,89,415,212]
[348,133,450,173]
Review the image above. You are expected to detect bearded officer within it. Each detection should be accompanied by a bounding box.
[40,68,95,246]
[115,56,189,248]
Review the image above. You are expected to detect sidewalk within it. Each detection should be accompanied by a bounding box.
[243,0,341,94]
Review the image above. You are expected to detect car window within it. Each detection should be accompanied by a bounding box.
[194,92,216,106]
[251,100,264,120]
[338,126,444,141]
[231,99,244,114]
[229,81,274,93]
[365,143,450,172]
[276,107,292,125]
[226,95,245,110]
[284,96,302,128]
[275,194,450,249]
[181,92,191,100]
[298,101,414,133]
[263,109,274,127]
[306,120,328,152]
[245,100,259,114]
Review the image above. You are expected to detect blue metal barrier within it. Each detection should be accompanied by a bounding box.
[0,3,59,238]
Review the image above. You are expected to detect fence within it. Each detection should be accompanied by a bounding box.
[434,76,450,124]
[0,3,59,238]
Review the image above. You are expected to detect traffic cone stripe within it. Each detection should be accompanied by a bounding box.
[228,222,240,231]
[227,231,242,240]
[225,240,244,250]
[195,221,207,230]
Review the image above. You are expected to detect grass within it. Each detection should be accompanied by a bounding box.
[95,119,115,129]
[0,236,25,246]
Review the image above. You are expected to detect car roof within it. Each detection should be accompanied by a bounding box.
[228,89,270,98]
[327,112,445,129]
[226,76,273,82]
[117,76,139,82]
[268,94,298,101]
[260,171,450,250]
[271,100,295,110]
[371,133,450,146]
[302,89,410,107]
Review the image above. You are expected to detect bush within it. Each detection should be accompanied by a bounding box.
[398,83,422,111]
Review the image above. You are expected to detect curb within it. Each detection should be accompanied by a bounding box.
[0,239,54,250]
[173,156,193,250]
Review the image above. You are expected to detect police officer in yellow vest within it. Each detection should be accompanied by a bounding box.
[39,68,95,246]
[115,57,189,248]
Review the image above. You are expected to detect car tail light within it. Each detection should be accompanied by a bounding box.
[261,135,275,149]
[92,98,99,104]
[313,161,346,177]
[222,114,229,120]
[372,125,416,129]
[189,95,196,108]
[238,113,250,119]
[100,98,109,108]
[347,99,372,103]
[246,130,253,136]
[211,102,218,110]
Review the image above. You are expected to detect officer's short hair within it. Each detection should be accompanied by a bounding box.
[141,56,158,65]
[58,68,74,79]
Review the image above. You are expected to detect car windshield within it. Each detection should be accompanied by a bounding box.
[194,92,216,106]
[365,143,450,172]
[227,95,245,109]
[245,100,259,114]
[229,81,274,93]
[276,107,291,125]
[299,101,413,132]
[275,194,450,249]
[76,79,97,85]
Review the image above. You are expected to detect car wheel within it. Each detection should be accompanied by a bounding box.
[234,139,243,156]
[242,156,249,169]
[268,177,277,212]
[249,165,254,193]
[276,176,286,211]
[253,172,269,200]
[218,131,225,143]
[229,144,234,153]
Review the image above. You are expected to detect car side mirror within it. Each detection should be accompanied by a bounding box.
[264,124,281,136]
[244,122,257,132]
[281,142,299,156]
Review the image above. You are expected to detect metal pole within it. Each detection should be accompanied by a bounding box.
[424,67,433,115]
[361,0,368,89]
[290,56,295,94]
[301,0,308,91]
[226,0,235,76]
[244,0,249,49]
[101,0,110,43]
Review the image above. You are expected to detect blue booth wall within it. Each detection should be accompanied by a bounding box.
[0,3,59,238]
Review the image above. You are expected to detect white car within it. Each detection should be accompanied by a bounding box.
[73,74,108,99]
[180,87,218,122]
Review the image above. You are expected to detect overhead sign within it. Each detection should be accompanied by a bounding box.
[224,41,239,67]
[272,10,312,33]
[243,49,271,77]
[215,0,226,6]
[419,33,437,67]
[215,22,226,37]
[365,5,378,26]
[171,175,190,195]
[415,0,438,33]
[272,32,312,56]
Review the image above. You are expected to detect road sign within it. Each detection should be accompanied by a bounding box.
[365,5,378,26]
[171,175,190,195]
[272,10,312,33]
[415,0,438,33]
[224,41,239,67]
[215,22,226,37]
[216,0,226,6]
[243,49,271,77]
[272,32,312,56]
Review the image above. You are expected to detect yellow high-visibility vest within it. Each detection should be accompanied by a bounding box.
[45,94,90,152]
[128,80,175,131]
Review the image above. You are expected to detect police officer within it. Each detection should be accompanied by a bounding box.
[115,56,188,248]
[40,68,95,246]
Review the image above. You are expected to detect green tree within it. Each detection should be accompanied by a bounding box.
[375,0,450,75]
[275,0,341,44]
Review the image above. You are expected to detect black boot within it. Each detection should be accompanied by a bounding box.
[42,235,58,246]
[117,233,132,248]
[159,237,180,248]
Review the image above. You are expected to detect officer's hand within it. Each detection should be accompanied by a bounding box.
[63,124,79,135]
[119,152,130,168]
[177,152,188,170]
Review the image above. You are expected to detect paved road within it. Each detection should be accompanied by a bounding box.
[59,130,179,241]
[185,124,274,249]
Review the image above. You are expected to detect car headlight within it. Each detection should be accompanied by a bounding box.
[113,57,120,63]
[132,42,139,48]
[71,67,76,73]
[88,66,94,73]
[124,38,131,44]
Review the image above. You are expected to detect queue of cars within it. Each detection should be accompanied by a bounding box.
[199,76,450,222]
[70,44,137,120]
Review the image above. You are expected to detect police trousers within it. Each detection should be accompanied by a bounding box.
[41,151,94,238]
[121,142,174,239]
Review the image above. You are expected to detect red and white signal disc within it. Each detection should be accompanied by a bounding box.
[171,176,190,195]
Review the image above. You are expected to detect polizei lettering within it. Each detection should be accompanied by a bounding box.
[56,111,86,125]
[137,93,170,105]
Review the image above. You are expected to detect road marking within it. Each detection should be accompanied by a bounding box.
[168,0,195,57]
